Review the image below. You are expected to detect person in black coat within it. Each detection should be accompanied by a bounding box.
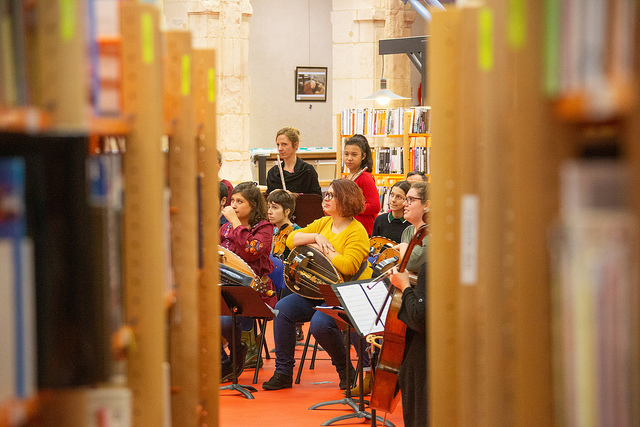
[266,127,322,197]
[389,262,428,427]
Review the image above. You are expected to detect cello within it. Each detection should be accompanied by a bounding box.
[369,221,428,414]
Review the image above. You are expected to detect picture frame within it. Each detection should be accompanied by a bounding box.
[295,66,327,102]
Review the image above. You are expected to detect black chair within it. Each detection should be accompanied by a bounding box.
[292,193,324,227]
[295,332,320,384]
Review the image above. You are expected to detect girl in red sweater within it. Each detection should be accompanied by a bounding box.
[343,134,381,236]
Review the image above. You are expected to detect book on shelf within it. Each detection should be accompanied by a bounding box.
[0,157,36,401]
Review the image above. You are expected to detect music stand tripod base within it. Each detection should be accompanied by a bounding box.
[219,286,276,399]
[308,308,394,427]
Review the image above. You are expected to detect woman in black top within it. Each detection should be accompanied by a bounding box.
[389,263,428,427]
[266,127,322,196]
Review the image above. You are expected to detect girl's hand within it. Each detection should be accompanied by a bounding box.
[389,267,410,292]
[221,206,240,227]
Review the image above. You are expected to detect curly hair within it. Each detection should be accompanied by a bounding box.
[344,134,373,173]
[330,179,365,218]
[232,181,268,226]
[267,189,297,220]
[276,126,301,150]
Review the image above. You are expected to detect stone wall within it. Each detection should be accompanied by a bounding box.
[164,0,253,183]
[331,0,416,115]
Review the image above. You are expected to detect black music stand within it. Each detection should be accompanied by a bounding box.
[219,285,276,399]
[308,283,393,427]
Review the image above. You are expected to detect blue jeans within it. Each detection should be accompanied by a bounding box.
[272,293,369,378]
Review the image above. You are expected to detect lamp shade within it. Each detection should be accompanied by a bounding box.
[361,78,409,105]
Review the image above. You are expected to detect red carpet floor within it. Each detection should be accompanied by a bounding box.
[219,323,404,426]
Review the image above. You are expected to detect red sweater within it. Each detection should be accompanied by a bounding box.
[353,171,380,236]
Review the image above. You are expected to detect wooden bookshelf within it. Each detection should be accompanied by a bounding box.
[429,3,640,426]
[335,110,431,180]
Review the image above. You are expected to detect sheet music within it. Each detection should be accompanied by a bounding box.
[335,280,392,336]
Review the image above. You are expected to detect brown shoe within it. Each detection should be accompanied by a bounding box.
[343,371,372,396]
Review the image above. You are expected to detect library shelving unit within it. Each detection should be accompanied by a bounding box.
[429,3,640,427]
[1,2,222,426]
[335,110,431,197]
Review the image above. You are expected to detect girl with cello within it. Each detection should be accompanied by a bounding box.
[262,179,372,390]
[219,181,276,381]
[343,134,381,236]
[396,181,430,273]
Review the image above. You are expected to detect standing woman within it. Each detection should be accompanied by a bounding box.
[397,181,429,274]
[219,181,276,381]
[262,179,372,390]
[388,263,428,427]
[343,134,381,236]
[266,126,322,196]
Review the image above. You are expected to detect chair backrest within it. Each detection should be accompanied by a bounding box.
[292,193,324,228]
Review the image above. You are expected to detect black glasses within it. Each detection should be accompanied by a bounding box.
[404,196,421,205]
[323,191,335,201]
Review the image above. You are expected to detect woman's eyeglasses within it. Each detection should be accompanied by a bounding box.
[323,191,335,201]
[404,196,421,205]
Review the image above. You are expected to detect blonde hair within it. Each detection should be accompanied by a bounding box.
[276,127,301,150]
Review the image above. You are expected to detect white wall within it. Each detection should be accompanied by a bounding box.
[249,0,333,149]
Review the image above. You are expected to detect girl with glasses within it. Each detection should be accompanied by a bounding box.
[396,181,430,274]
[342,134,381,236]
[219,181,277,382]
[262,179,372,391]
[372,180,412,244]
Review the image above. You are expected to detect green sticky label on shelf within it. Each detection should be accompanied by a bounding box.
[142,13,154,64]
[543,0,560,96]
[182,55,191,95]
[479,7,494,71]
[508,0,526,50]
[208,69,216,103]
[60,0,75,41]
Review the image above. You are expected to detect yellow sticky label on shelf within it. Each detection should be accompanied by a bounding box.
[479,7,494,72]
[182,55,191,95]
[142,13,154,64]
[208,69,216,103]
[60,0,75,41]
[508,0,526,50]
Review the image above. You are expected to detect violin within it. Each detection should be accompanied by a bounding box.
[369,221,429,414]
[272,223,293,259]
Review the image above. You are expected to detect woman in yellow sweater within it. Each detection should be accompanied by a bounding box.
[262,179,371,390]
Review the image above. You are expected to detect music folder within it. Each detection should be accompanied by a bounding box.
[327,278,393,337]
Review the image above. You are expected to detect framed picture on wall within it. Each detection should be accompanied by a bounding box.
[295,66,327,102]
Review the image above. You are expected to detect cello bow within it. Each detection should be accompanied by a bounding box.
[369,221,428,414]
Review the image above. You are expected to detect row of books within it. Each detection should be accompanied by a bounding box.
[340,107,432,136]
[0,0,122,116]
[341,146,430,175]
[551,0,636,118]
[551,160,638,425]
